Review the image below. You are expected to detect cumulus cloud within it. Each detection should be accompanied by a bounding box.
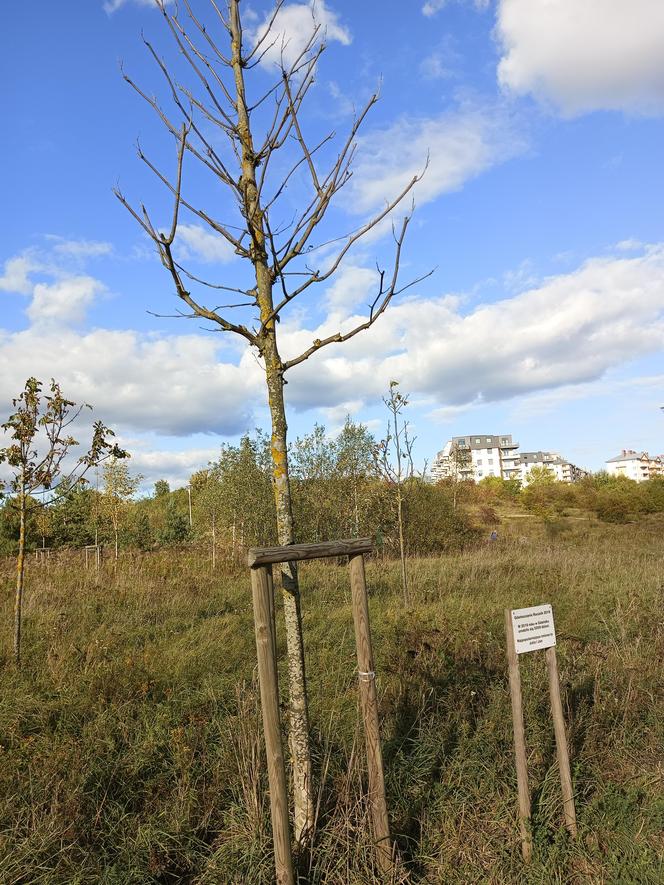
[325,265,381,313]
[175,224,237,264]
[128,445,219,489]
[1,239,114,299]
[27,276,105,327]
[0,254,37,295]
[4,232,664,454]
[279,245,664,412]
[348,103,526,214]
[252,1,351,70]
[496,0,664,116]
[0,239,261,438]
[0,326,262,436]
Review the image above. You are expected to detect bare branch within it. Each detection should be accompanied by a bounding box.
[158,240,257,346]
[282,216,433,371]
[135,145,248,255]
[158,5,236,122]
[282,69,321,196]
[174,261,254,297]
[161,122,189,246]
[243,0,285,64]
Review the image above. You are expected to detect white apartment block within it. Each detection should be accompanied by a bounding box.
[606,450,663,482]
[431,434,588,484]
[431,434,521,482]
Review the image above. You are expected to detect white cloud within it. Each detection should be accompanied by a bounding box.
[0,254,37,295]
[422,0,488,15]
[103,0,171,14]
[277,245,664,413]
[615,238,645,253]
[423,0,447,15]
[4,231,664,455]
[348,103,526,214]
[27,276,105,327]
[47,237,113,259]
[419,51,454,81]
[0,326,263,437]
[496,0,664,116]
[252,1,351,70]
[175,224,237,264]
[325,265,380,314]
[128,445,219,489]
[1,239,114,298]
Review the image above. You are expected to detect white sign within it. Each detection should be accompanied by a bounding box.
[511,604,556,654]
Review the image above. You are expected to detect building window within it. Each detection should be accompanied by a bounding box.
[457,439,466,446]
[477,471,483,477]
[486,437,492,443]
[501,438,509,445]
[488,458,494,465]
[476,459,482,466]
[475,438,481,444]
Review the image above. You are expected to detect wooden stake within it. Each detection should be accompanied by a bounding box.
[504,609,533,863]
[251,565,294,885]
[545,645,577,837]
[349,553,393,877]
[265,563,278,668]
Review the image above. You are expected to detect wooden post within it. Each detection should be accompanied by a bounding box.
[349,553,393,876]
[251,565,294,885]
[265,563,278,667]
[545,646,577,837]
[504,609,532,863]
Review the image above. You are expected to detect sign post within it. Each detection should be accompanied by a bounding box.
[505,604,577,862]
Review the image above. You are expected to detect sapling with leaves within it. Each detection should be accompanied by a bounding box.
[116,0,430,839]
[375,381,416,605]
[101,456,144,559]
[0,377,126,667]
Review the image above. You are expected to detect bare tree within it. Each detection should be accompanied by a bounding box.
[0,378,125,667]
[374,381,416,606]
[116,0,428,840]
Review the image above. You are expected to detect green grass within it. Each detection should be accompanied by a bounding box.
[0,517,662,883]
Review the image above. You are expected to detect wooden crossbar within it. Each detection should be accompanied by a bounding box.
[248,537,372,568]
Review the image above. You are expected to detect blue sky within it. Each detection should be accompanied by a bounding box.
[2,0,664,487]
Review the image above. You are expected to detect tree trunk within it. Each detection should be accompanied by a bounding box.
[14,486,26,668]
[230,0,313,844]
[264,334,314,844]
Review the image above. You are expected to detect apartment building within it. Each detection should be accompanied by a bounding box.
[431,435,587,484]
[431,434,521,482]
[519,451,589,484]
[606,450,663,482]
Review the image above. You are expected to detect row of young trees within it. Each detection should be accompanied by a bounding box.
[1,416,476,561]
[6,415,662,568]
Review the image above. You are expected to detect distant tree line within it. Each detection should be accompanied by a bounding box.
[0,419,475,559]
[462,468,664,524]
[4,422,662,562]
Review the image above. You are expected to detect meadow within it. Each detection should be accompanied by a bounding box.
[0,512,662,883]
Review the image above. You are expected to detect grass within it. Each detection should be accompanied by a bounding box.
[0,514,662,883]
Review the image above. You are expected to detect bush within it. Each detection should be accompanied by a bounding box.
[595,490,632,523]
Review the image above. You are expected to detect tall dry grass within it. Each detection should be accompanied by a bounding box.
[0,515,662,882]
